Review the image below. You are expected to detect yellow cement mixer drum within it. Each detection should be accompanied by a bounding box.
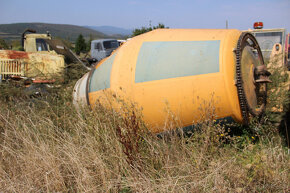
[73,29,270,133]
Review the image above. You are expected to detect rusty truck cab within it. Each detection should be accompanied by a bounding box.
[22,29,52,52]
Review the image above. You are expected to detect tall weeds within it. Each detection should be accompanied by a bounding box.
[0,58,289,192]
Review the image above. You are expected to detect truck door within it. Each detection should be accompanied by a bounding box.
[98,42,107,60]
[91,42,106,61]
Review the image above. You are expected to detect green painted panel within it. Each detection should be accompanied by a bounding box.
[89,53,116,92]
[135,41,220,83]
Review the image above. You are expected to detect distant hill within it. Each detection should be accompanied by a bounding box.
[85,25,132,36]
[0,23,111,42]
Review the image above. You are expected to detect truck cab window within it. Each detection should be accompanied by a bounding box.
[95,43,102,51]
[103,40,119,50]
[36,39,48,51]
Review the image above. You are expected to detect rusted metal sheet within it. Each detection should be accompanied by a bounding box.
[45,39,89,69]
[45,39,77,62]
[0,50,29,59]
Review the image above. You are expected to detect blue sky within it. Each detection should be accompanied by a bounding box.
[0,0,289,31]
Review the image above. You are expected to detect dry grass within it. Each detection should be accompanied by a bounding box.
[0,84,288,192]
[0,55,289,192]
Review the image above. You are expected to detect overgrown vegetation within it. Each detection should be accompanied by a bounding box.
[0,55,289,192]
[132,23,168,37]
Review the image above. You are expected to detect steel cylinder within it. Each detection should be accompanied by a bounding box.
[74,29,264,133]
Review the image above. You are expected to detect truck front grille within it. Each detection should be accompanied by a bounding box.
[0,59,26,80]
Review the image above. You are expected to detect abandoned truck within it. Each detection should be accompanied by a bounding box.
[88,39,119,64]
[0,29,86,84]
[247,22,290,91]
[0,29,65,83]
[73,29,271,133]
[247,22,287,67]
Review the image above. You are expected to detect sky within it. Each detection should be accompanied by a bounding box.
[0,0,289,31]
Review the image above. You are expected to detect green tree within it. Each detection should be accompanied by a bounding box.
[0,38,9,49]
[86,34,93,52]
[132,23,168,37]
[75,34,86,55]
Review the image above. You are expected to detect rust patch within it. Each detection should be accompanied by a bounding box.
[6,50,29,59]
[33,79,56,84]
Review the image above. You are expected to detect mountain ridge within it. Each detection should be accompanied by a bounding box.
[84,25,132,36]
[0,23,124,42]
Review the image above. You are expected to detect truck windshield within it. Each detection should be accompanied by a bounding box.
[254,32,283,60]
[36,38,49,51]
[103,40,119,49]
[255,32,283,50]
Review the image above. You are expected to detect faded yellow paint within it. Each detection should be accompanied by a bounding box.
[24,33,51,52]
[0,50,64,80]
[25,52,65,79]
[88,29,245,133]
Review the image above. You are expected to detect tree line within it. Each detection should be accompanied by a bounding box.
[75,23,168,55]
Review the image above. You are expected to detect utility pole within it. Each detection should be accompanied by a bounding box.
[226,20,228,29]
